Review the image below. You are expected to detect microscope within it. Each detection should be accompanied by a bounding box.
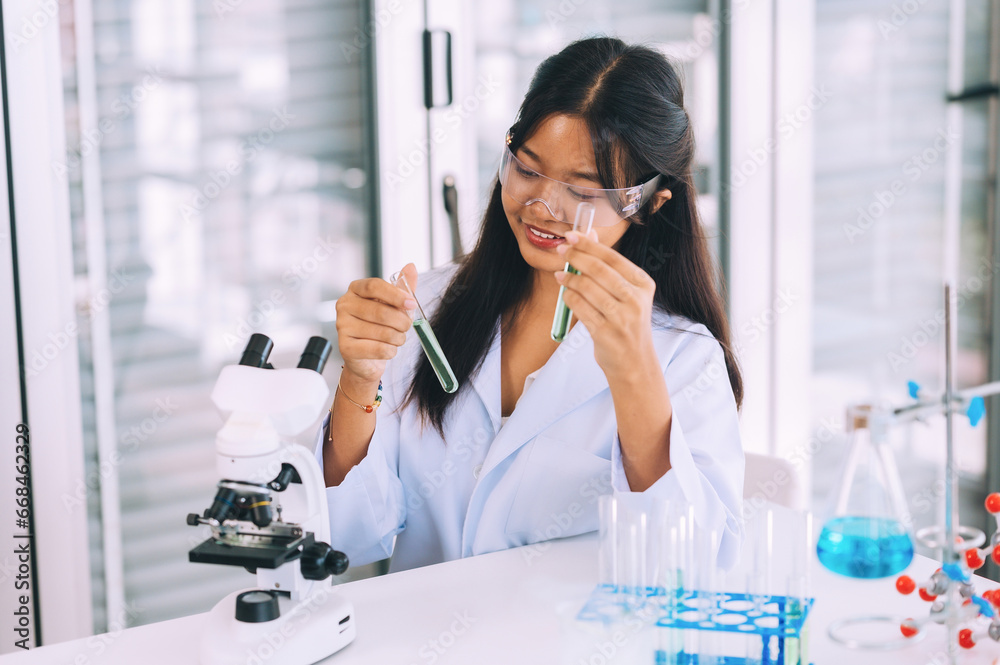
[187,334,355,665]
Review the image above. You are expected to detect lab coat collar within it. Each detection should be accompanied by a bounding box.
[476,320,610,478]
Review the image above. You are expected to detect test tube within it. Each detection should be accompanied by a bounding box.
[392,272,459,393]
[550,202,596,342]
[616,493,650,611]
[598,494,619,592]
[786,511,813,616]
[748,507,774,614]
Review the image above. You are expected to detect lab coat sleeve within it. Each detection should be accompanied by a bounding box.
[313,365,407,567]
[610,326,745,569]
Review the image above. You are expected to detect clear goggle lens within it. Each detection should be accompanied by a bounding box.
[498,142,660,227]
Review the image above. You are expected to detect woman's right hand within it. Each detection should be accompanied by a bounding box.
[335,263,418,383]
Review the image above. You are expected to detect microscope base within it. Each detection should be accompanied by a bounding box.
[200,587,356,665]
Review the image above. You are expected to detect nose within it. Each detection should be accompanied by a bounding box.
[523,197,561,221]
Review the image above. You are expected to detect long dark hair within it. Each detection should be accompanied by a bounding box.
[404,37,743,434]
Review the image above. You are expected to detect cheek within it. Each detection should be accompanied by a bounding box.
[596,221,630,247]
[502,199,520,228]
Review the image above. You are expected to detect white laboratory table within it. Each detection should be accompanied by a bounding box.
[5,531,1000,664]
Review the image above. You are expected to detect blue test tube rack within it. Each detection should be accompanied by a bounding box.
[576,584,814,665]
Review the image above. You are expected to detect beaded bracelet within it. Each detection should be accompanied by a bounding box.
[337,371,383,414]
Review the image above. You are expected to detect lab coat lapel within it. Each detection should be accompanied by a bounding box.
[469,320,502,434]
[479,321,608,477]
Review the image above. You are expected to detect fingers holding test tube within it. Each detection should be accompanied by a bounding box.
[554,223,657,376]
[336,263,419,383]
[551,202,597,342]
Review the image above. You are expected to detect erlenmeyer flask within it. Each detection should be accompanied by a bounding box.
[817,404,914,578]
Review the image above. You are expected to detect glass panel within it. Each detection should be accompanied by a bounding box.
[811,0,991,559]
[59,0,376,629]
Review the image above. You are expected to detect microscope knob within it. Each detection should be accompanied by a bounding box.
[234,590,280,623]
[329,549,349,576]
[300,542,350,580]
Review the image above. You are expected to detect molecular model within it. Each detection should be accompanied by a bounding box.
[894,493,1000,652]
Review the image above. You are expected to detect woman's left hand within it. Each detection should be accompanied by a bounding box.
[555,229,658,379]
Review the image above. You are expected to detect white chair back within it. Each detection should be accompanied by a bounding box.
[743,452,803,510]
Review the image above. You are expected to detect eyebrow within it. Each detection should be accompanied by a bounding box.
[519,145,602,185]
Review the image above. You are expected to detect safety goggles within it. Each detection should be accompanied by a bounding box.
[498,138,661,227]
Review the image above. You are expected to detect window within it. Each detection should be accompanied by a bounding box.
[810,0,993,558]
[59,0,378,629]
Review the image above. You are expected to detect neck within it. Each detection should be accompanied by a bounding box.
[527,266,563,312]
[502,266,563,333]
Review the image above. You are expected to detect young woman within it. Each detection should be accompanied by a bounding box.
[318,37,744,572]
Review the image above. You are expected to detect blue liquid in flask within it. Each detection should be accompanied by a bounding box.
[816,516,914,578]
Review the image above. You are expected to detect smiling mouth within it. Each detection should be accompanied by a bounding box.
[525,224,565,240]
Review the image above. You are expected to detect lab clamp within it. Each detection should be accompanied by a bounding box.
[186,333,355,665]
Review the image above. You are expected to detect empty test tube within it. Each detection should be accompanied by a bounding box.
[786,511,813,614]
[598,494,619,592]
[748,507,774,614]
[392,272,459,393]
[616,493,654,610]
[551,202,596,342]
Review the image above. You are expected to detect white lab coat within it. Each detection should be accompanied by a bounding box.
[315,264,744,572]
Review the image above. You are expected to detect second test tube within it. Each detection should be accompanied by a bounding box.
[551,202,596,342]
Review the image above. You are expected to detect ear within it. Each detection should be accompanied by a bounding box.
[650,189,672,214]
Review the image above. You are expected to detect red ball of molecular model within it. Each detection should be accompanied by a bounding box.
[895,493,1000,651]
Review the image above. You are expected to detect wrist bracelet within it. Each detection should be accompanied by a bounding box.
[337,370,383,414]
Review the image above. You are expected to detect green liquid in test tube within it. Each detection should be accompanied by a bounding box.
[393,272,459,394]
[551,202,596,342]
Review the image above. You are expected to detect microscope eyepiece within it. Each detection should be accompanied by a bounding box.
[239,333,274,368]
[297,336,332,374]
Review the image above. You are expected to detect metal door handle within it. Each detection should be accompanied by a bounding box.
[442,175,462,260]
[423,30,452,109]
